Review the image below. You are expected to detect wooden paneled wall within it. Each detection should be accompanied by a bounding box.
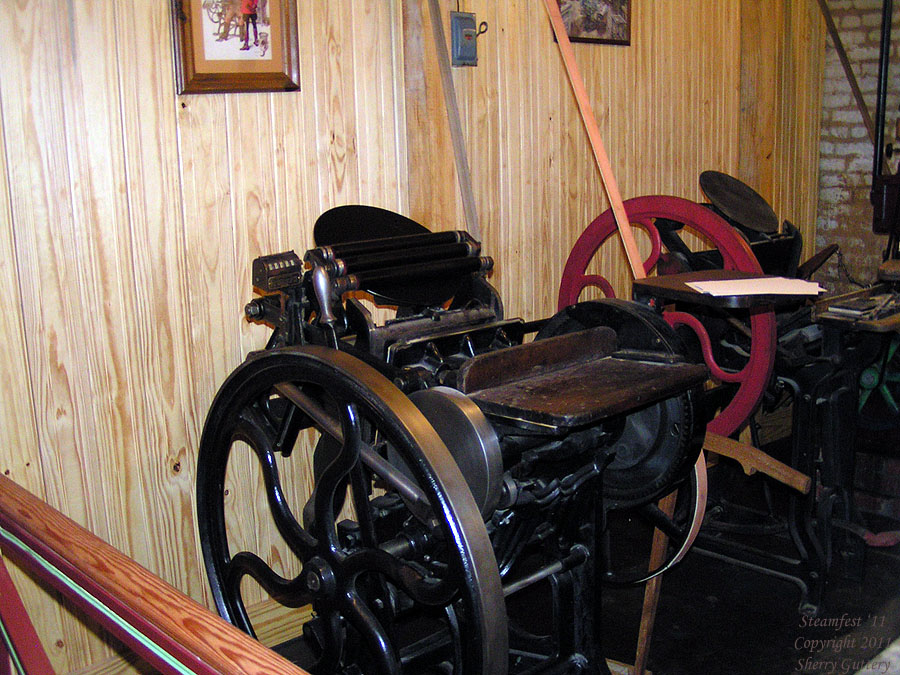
[740,0,826,245]
[0,1,822,671]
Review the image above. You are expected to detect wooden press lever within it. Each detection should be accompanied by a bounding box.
[703,431,812,495]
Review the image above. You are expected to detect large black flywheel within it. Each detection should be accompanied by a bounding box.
[197,346,507,674]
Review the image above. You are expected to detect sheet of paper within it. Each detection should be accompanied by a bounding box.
[684,277,823,297]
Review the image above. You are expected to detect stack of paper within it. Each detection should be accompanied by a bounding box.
[684,277,824,297]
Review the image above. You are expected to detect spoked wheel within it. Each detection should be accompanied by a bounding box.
[558,194,777,438]
[858,334,900,431]
[203,0,223,24]
[197,346,507,674]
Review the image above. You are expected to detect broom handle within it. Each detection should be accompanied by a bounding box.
[542,0,646,280]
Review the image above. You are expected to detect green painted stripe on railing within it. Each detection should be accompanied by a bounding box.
[0,616,29,675]
[0,524,196,675]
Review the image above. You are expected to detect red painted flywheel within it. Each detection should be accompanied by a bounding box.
[558,195,777,438]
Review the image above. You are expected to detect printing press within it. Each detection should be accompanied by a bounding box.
[196,205,710,674]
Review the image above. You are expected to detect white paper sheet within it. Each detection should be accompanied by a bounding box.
[684,277,823,297]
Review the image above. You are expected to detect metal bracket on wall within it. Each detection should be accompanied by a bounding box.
[450,11,487,66]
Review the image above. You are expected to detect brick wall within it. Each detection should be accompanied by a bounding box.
[817,0,900,293]
[816,1,900,519]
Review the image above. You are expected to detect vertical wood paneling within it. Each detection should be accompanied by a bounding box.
[0,35,42,500]
[0,1,823,672]
[0,8,68,666]
[62,0,149,568]
[1,0,116,665]
[743,0,786,200]
[773,0,825,260]
[409,0,744,318]
[740,0,825,258]
[176,95,241,419]
[113,0,198,591]
[403,0,460,230]
[314,3,362,211]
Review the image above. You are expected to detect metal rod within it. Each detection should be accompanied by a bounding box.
[873,0,894,181]
[273,383,430,507]
[501,545,588,597]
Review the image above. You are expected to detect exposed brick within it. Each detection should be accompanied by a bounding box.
[835,141,875,156]
[854,0,887,11]
[849,155,875,172]
[820,187,852,204]
[820,157,849,173]
[823,93,853,108]
[861,12,884,27]
[832,109,865,124]
[824,62,849,80]
[856,74,880,92]
[844,171,873,186]
[817,1,900,294]
[859,62,884,77]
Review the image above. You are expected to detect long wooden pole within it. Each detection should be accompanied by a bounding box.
[633,490,677,675]
[427,0,482,242]
[542,0,646,280]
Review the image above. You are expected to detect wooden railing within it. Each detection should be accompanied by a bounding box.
[0,473,309,674]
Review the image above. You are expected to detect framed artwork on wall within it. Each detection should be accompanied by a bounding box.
[171,0,300,94]
[556,0,631,45]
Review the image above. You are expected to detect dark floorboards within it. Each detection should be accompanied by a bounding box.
[602,529,900,675]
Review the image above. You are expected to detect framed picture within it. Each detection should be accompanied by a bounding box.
[171,0,300,94]
[556,0,631,45]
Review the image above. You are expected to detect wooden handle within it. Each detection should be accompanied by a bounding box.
[542,0,646,280]
[704,431,811,494]
[633,490,677,675]
[0,473,307,674]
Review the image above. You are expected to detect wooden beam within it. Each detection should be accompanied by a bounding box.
[542,0,646,280]
[426,0,482,241]
[632,491,677,675]
[0,474,307,675]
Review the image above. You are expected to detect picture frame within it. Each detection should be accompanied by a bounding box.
[171,0,300,94]
[556,0,631,45]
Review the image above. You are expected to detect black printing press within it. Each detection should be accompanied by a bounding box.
[196,205,709,674]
